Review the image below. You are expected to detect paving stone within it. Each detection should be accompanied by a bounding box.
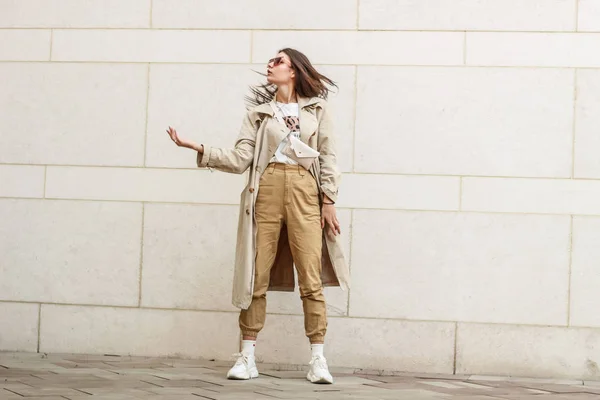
[506,376,584,385]
[63,396,141,400]
[6,397,69,400]
[5,386,87,397]
[511,382,600,394]
[0,352,596,399]
[0,382,35,390]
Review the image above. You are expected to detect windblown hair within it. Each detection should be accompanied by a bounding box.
[245,48,337,107]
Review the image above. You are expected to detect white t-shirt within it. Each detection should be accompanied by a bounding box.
[270,102,300,165]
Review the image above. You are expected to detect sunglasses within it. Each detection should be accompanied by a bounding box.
[267,57,290,67]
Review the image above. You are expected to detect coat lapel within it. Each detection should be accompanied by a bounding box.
[297,96,320,144]
[299,107,318,144]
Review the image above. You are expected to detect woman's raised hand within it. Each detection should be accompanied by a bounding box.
[166,126,203,153]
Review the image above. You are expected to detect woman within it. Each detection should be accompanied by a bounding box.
[166,48,349,384]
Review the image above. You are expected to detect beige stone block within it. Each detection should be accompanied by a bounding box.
[570,216,600,327]
[467,32,600,67]
[0,199,142,305]
[153,0,355,29]
[146,64,259,169]
[0,0,150,28]
[257,314,455,373]
[0,302,38,352]
[456,322,600,379]
[0,63,147,166]
[338,174,459,210]
[267,209,352,316]
[40,304,239,359]
[141,203,239,311]
[579,0,600,32]
[0,29,50,60]
[146,64,355,172]
[575,70,600,178]
[253,31,464,66]
[462,177,600,215]
[45,166,245,204]
[327,317,455,373]
[313,65,355,173]
[359,0,575,31]
[354,67,573,177]
[0,165,44,198]
[252,314,307,365]
[52,30,250,62]
[349,210,570,325]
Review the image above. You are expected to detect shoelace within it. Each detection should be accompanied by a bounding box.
[231,352,250,366]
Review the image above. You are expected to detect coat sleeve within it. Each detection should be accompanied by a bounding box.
[196,110,259,174]
[316,103,341,203]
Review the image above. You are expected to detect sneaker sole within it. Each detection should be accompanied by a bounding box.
[307,372,333,384]
[227,368,259,380]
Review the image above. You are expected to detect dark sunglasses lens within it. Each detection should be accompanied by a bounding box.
[268,57,283,66]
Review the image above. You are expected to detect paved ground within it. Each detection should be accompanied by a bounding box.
[2,352,600,399]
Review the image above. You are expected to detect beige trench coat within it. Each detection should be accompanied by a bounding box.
[197,95,350,309]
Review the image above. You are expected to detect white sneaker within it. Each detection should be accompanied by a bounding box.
[226,353,259,380]
[307,355,333,384]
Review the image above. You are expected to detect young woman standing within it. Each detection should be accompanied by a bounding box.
[166,48,349,384]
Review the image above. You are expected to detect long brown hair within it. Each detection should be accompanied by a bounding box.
[246,48,337,107]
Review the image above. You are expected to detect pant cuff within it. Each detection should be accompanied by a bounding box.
[241,331,259,339]
[309,334,325,344]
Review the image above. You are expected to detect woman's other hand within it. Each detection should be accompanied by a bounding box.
[321,203,341,237]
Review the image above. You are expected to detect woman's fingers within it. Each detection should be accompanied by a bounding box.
[326,216,338,236]
[321,214,325,229]
[334,216,341,234]
[334,219,341,235]
[166,127,180,145]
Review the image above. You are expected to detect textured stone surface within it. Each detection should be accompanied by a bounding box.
[457,322,600,380]
[350,210,570,325]
[2,351,598,399]
[359,0,576,31]
[0,199,142,305]
[0,63,147,166]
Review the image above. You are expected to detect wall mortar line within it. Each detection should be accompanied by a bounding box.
[143,64,151,167]
[571,69,578,178]
[351,66,358,172]
[567,215,574,326]
[138,203,146,307]
[575,0,579,31]
[37,304,42,353]
[346,209,354,316]
[453,322,458,374]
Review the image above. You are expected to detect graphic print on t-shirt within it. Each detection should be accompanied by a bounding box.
[270,102,301,164]
[283,116,300,137]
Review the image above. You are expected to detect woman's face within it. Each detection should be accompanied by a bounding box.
[266,52,295,86]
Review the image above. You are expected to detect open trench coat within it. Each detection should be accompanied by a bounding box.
[197,95,350,309]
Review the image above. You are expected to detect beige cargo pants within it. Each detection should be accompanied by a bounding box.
[239,162,327,343]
